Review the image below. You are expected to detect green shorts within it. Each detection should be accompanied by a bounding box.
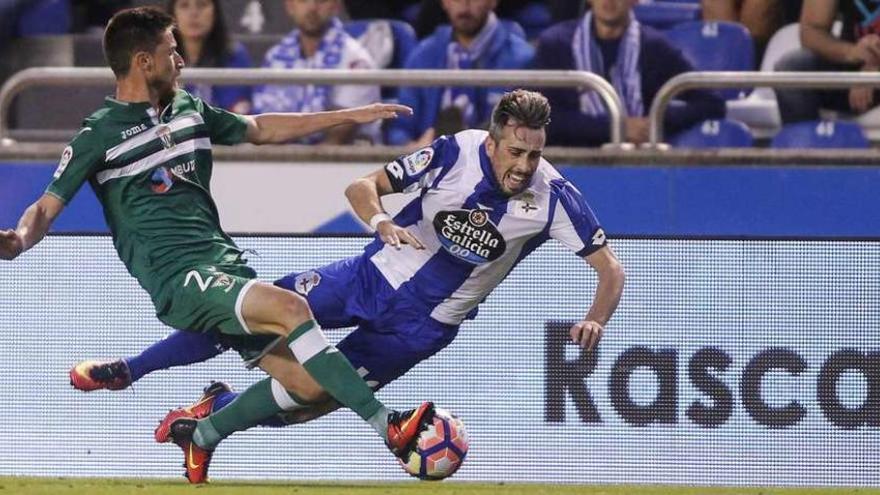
[155,264,260,336]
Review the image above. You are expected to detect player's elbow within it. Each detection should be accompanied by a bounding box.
[601,256,626,288]
[344,178,371,203]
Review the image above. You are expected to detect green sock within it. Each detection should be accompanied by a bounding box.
[193,377,306,449]
[287,321,385,428]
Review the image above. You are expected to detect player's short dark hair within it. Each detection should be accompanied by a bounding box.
[488,89,551,141]
[103,7,175,77]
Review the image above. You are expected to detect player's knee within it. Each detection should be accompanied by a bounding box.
[273,291,312,333]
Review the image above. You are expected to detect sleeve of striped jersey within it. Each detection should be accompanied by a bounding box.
[45,127,103,204]
[198,97,248,145]
[384,135,456,193]
[549,179,607,257]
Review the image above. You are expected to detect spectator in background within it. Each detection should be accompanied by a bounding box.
[387,0,534,147]
[412,0,582,39]
[774,0,880,123]
[253,0,380,144]
[535,0,724,147]
[167,0,253,114]
[701,0,784,61]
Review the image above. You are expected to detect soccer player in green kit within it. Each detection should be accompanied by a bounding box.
[0,7,433,484]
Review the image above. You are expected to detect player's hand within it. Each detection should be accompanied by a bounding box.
[0,229,24,260]
[349,103,413,124]
[569,320,604,351]
[376,221,425,250]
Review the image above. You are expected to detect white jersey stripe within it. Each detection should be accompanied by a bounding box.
[95,137,212,184]
[105,113,205,162]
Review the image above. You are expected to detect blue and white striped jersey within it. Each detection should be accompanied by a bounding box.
[367,129,606,325]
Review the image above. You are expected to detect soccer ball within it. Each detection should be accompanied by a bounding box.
[398,408,469,480]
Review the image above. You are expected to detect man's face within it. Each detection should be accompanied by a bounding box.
[486,121,545,197]
[144,28,184,100]
[285,0,338,37]
[441,0,497,38]
[588,0,636,27]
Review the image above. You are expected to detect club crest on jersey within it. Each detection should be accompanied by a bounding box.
[150,167,174,193]
[156,125,175,149]
[293,270,321,296]
[433,209,506,265]
[401,147,434,176]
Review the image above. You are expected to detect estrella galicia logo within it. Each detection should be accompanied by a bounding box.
[433,209,506,264]
[150,167,173,193]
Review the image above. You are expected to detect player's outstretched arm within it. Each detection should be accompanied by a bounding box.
[570,246,625,351]
[344,168,424,250]
[0,194,64,261]
[244,103,412,145]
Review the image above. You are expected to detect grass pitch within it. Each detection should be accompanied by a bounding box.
[1,478,877,495]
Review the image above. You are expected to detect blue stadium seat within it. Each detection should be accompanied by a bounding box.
[664,21,754,99]
[671,119,754,148]
[634,2,701,30]
[771,120,870,149]
[344,19,417,69]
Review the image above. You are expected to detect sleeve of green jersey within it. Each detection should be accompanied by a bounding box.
[45,127,104,204]
[198,97,249,146]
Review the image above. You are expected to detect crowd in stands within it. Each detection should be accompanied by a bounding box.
[4,0,880,148]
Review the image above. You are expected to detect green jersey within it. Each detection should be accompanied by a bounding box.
[46,90,249,297]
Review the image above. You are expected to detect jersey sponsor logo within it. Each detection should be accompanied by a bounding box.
[150,167,174,193]
[184,270,214,292]
[293,270,321,296]
[433,209,506,265]
[156,124,175,149]
[120,123,148,140]
[592,228,607,246]
[150,160,196,193]
[401,147,433,177]
[53,146,73,179]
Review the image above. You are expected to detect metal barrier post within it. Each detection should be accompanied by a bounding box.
[648,71,880,147]
[0,67,626,146]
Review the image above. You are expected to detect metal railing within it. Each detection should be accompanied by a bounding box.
[0,67,626,145]
[649,71,880,147]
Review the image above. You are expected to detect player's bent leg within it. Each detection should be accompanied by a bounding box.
[69,330,227,391]
[239,284,406,444]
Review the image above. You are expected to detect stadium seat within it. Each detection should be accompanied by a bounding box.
[670,119,754,148]
[633,2,702,30]
[664,21,755,100]
[771,120,870,149]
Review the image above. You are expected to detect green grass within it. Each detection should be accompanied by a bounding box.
[0,478,876,495]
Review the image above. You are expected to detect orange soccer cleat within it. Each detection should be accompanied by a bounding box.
[385,401,435,459]
[69,360,131,391]
[167,417,213,484]
[154,381,231,443]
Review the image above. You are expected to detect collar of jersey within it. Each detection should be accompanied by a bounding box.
[104,97,152,112]
[478,142,503,194]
